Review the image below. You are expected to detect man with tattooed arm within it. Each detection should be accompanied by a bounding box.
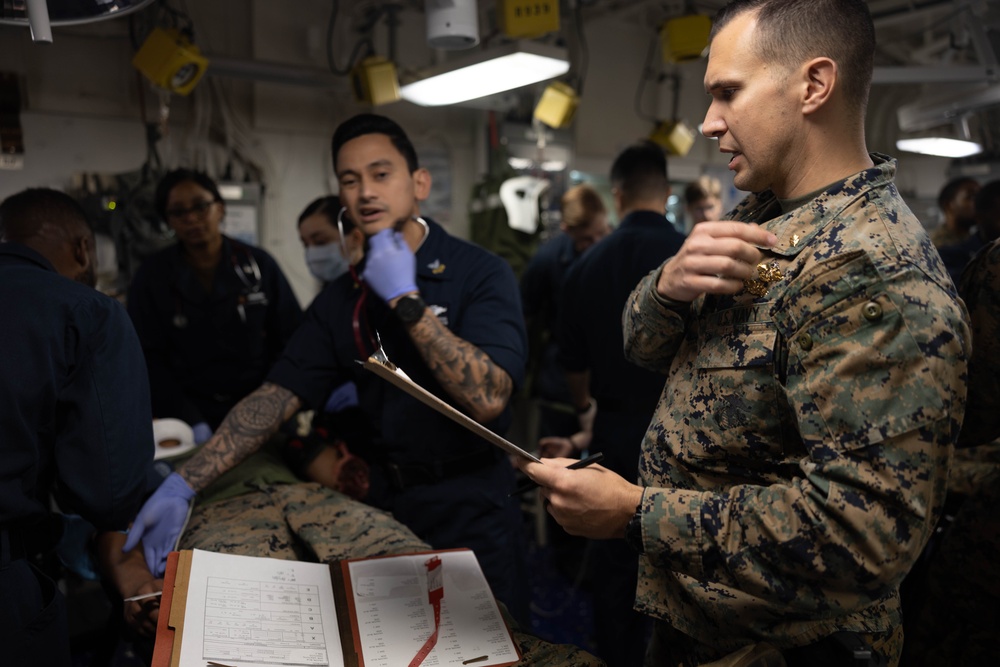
[125,114,529,620]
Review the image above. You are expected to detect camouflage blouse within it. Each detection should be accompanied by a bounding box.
[622,155,971,652]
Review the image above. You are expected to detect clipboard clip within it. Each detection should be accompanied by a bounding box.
[371,330,397,371]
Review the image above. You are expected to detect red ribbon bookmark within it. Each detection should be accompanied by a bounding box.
[408,556,444,667]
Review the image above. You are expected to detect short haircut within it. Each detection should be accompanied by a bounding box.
[331,114,419,173]
[561,184,606,229]
[684,175,723,206]
[610,141,670,205]
[297,194,357,234]
[974,180,1000,219]
[712,0,876,113]
[938,177,980,211]
[0,187,91,243]
[154,168,223,219]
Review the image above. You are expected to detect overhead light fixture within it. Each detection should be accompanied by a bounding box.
[0,0,156,42]
[896,137,983,158]
[132,27,209,96]
[400,41,569,107]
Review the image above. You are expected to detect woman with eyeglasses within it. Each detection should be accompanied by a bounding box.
[126,169,302,443]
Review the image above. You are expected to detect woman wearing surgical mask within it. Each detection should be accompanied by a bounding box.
[298,195,365,283]
[290,195,371,498]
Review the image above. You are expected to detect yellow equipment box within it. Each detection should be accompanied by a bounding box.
[132,27,208,96]
[498,0,560,39]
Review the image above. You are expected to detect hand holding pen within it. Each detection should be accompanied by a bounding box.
[510,452,604,497]
[514,453,644,540]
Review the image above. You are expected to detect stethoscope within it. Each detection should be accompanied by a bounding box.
[171,246,267,328]
[339,207,429,359]
[231,250,267,324]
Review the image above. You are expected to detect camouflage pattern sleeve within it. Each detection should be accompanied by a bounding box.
[622,265,691,374]
[637,252,970,621]
[956,239,1000,448]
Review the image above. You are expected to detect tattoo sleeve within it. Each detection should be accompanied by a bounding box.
[406,309,513,424]
[178,383,301,492]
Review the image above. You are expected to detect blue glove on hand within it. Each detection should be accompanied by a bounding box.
[191,421,213,445]
[56,514,99,581]
[324,382,359,414]
[361,228,417,303]
[122,472,195,577]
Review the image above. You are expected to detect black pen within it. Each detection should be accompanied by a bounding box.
[509,452,605,497]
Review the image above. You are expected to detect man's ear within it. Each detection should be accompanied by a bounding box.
[611,186,625,217]
[72,235,92,272]
[801,56,837,116]
[413,167,432,201]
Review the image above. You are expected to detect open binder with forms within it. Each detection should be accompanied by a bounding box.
[152,548,520,667]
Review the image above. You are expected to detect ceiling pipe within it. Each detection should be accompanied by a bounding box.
[25,0,53,43]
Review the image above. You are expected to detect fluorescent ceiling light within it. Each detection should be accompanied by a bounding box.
[895,137,983,158]
[401,41,569,107]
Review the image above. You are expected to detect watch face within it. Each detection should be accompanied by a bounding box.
[396,295,425,323]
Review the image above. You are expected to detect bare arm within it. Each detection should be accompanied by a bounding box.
[402,304,513,424]
[177,382,302,492]
[96,531,162,637]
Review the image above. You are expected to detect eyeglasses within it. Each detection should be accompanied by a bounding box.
[165,199,218,222]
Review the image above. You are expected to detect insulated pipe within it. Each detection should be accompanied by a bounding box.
[25,0,53,43]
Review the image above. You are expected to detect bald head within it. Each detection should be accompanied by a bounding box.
[0,188,97,287]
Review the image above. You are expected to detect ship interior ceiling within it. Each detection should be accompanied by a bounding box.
[1,0,1000,665]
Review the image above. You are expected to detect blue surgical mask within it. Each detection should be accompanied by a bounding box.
[305,243,350,283]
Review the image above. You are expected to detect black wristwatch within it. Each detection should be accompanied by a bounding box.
[624,500,645,554]
[394,293,427,325]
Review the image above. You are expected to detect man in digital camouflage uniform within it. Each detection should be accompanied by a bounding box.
[519,1,970,665]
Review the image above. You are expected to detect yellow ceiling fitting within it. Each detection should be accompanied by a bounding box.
[661,15,712,63]
[498,0,560,39]
[351,56,401,107]
[533,82,580,129]
[132,27,208,96]
[650,120,696,157]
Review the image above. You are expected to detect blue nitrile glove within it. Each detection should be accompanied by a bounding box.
[361,228,418,303]
[56,514,99,581]
[122,472,195,577]
[324,382,359,414]
[192,421,213,445]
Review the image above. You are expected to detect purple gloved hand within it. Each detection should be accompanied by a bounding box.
[361,228,417,303]
[324,382,359,414]
[122,472,195,577]
[191,421,213,445]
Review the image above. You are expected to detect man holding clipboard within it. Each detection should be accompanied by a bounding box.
[125,114,531,622]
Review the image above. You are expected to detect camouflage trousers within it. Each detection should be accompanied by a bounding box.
[179,482,428,561]
[179,483,606,667]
